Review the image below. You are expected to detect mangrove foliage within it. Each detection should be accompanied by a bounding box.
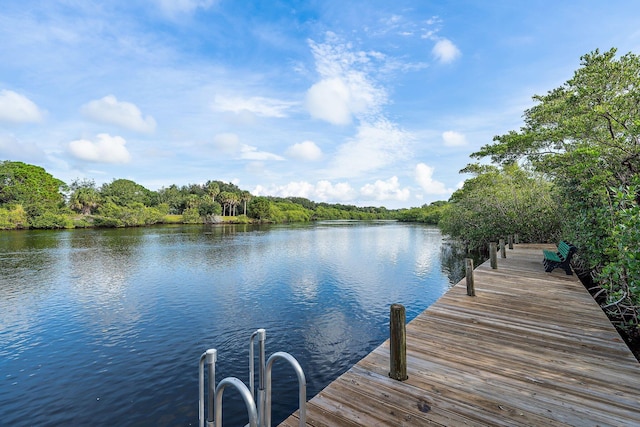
[444,48,640,338]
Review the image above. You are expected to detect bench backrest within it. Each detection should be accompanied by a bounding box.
[558,241,576,258]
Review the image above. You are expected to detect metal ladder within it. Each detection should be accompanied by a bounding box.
[199,328,307,427]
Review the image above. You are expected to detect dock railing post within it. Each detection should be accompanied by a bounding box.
[508,235,513,250]
[499,238,506,258]
[465,258,475,296]
[490,242,498,269]
[389,304,408,381]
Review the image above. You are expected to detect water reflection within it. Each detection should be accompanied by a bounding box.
[0,222,471,426]
[440,238,487,285]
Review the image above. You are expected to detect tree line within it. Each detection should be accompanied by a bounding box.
[0,162,437,229]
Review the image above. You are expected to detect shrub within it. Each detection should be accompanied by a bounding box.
[29,212,73,229]
[182,207,202,224]
[0,205,28,229]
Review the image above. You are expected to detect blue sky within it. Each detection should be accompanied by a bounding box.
[1,1,639,208]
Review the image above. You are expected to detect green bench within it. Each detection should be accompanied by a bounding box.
[543,241,577,275]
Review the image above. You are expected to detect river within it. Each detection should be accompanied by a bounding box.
[0,221,469,426]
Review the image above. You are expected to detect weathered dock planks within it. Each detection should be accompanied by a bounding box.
[279,244,640,426]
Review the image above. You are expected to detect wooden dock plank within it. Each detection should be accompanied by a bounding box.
[280,244,640,426]
[360,343,639,427]
[409,315,639,382]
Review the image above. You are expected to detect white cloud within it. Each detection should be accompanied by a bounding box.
[306,78,352,125]
[286,140,323,161]
[239,144,284,161]
[81,95,156,133]
[415,163,450,195]
[432,38,461,64]
[213,95,297,118]
[253,180,356,202]
[305,36,387,125]
[442,130,467,146]
[68,133,132,164]
[0,90,44,123]
[360,176,410,201]
[212,132,283,161]
[425,16,442,26]
[305,34,414,179]
[315,180,356,201]
[327,119,413,178]
[156,0,216,15]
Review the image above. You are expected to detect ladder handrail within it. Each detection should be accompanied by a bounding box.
[214,377,259,427]
[264,352,307,427]
[199,349,217,427]
[200,329,305,427]
[249,329,266,401]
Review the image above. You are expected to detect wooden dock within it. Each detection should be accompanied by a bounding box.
[279,244,640,426]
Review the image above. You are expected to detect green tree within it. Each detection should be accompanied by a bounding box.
[240,191,252,216]
[218,191,230,216]
[229,193,240,216]
[0,161,66,218]
[397,201,448,224]
[198,198,222,217]
[248,197,271,220]
[218,191,239,216]
[101,179,154,207]
[214,181,242,194]
[440,164,561,250]
[95,201,165,227]
[205,181,220,203]
[470,48,640,331]
[271,201,312,222]
[68,179,101,215]
[157,184,184,214]
[475,49,640,188]
[185,194,201,209]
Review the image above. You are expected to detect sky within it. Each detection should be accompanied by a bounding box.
[1,1,640,209]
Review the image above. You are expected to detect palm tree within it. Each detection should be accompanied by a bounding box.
[218,191,234,216]
[185,194,200,209]
[69,186,101,215]
[240,191,252,216]
[205,181,220,203]
[229,193,240,216]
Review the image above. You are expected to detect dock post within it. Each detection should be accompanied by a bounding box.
[499,238,506,258]
[490,242,498,269]
[465,258,475,296]
[508,235,513,250]
[514,233,519,244]
[389,304,408,381]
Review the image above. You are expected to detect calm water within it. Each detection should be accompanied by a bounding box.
[0,221,467,426]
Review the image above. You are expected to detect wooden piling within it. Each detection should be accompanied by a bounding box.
[389,304,408,381]
[490,242,498,269]
[514,233,519,244]
[508,235,513,250]
[465,258,475,296]
[499,238,506,258]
